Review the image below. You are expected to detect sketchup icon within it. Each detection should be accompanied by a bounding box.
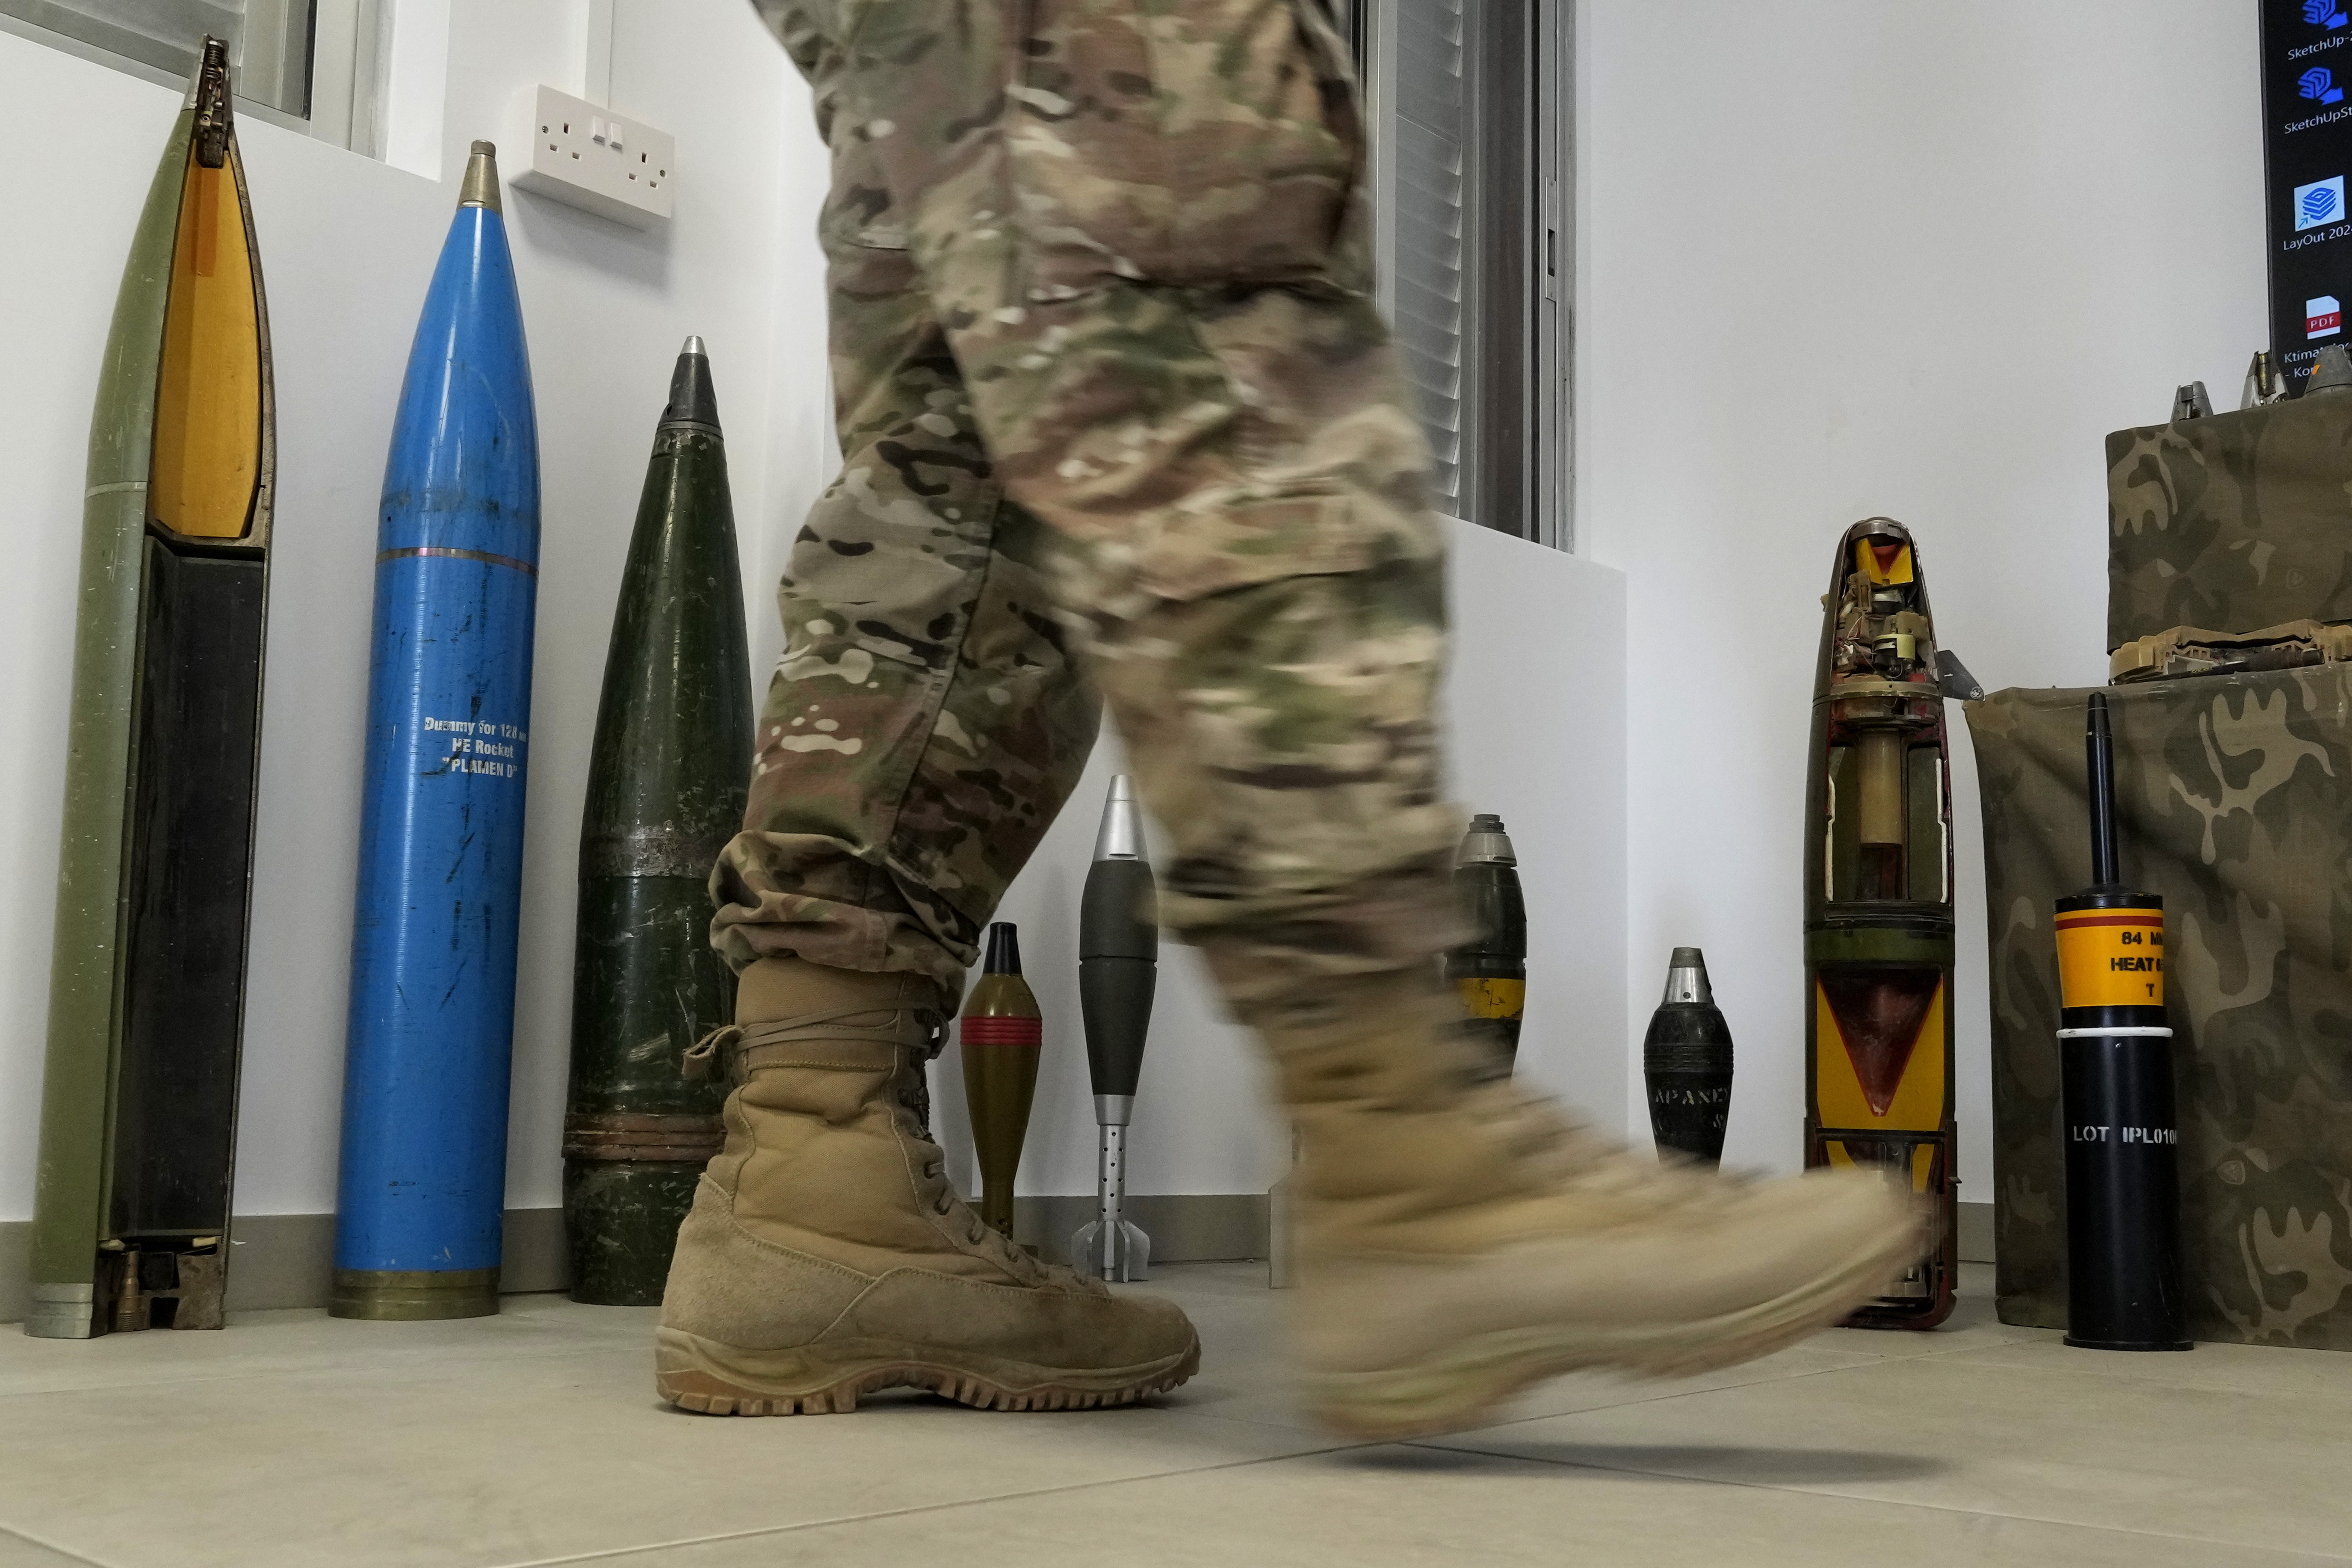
[2305,67,2346,106]
[2307,1,2348,30]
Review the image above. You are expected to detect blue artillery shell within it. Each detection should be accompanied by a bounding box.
[333,164,538,1308]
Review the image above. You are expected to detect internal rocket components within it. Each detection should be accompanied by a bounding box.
[27,37,273,1339]
[1804,517,1959,1330]
[961,923,1043,1239]
[2057,695,2188,1352]
[1446,813,1527,1072]
[1071,776,1156,1282]
[333,144,541,1322]
[562,340,753,1306]
[1643,948,1733,1165]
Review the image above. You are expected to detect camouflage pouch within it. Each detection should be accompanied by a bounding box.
[2107,394,2352,651]
[1966,670,2352,1348]
[2110,619,2352,684]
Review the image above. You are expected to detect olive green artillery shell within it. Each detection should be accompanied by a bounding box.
[28,107,275,1340]
[1968,671,2352,1348]
[2107,394,2352,653]
[564,405,752,1307]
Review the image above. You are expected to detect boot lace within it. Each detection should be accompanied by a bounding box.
[685,1006,1062,1286]
[891,1063,1046,1280]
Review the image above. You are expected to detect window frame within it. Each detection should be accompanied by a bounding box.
[0,0,386,154]
[1345,0,1574,551]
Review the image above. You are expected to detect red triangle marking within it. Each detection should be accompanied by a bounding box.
[1819,969,1938,1116]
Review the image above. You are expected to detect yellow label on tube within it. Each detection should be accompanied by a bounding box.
[2055,907,2165,1009]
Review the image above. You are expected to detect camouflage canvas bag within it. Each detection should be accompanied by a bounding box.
[1967,669,2352,1348]
[2107,395,2352,651]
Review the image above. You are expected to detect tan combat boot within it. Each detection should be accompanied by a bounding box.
[1229,964,1921,1441]
[656,957,1200,1414]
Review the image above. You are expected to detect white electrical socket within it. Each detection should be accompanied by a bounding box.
[508,85,674,230]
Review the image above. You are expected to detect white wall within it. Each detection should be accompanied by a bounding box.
[0,0,833,1223]
[5,0,2270,1238]
[1577,1,2268,1182]
[0,3,1628,1234]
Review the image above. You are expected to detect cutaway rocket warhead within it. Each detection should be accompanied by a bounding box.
[1804,515,1959,1327]
[27,27,278,1339]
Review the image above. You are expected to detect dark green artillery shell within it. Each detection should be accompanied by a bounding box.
[562,1158,707,1306]
[564,375,752,1308]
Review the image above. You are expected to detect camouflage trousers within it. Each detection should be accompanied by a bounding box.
[711,0,1464,1007]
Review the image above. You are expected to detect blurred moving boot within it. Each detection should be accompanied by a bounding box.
[1226,966,1918,1441]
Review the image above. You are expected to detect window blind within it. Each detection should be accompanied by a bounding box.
[1387,0,1470,514]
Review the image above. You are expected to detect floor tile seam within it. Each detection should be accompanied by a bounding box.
[0,1518,116,1568]
[474,1442,1379,1568]
[1889,1338,2049,1362]
[0,1338,652,1401]
[1882,1344,2352,1400]
[1398,1440,2352,1562]
[1154,1403,1338,1438]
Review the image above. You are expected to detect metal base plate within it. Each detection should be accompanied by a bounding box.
[23,1283,96,1340]
[329,1267,500,1321]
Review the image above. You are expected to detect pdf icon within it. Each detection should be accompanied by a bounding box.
[2312,295,2344,339]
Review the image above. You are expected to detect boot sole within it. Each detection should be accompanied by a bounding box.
[1301,1223,1918,1441]
[653,1327,1201,1416]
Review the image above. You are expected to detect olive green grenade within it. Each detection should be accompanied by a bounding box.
[960,924,1043,1238]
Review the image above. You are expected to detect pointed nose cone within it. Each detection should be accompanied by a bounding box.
[383,136,535,565]
[190,34,232,162]
[2308,345,2352,398]
[984,922,1023,975]
[662,337,721,431]
[1457,812,1516,866]
[2171,381,2213,421]
[1092,774,1146,861]
[1660,946,1714,1006]
[458,140,503,213]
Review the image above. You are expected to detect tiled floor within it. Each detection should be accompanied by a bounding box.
[0,1261,2343,1567]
